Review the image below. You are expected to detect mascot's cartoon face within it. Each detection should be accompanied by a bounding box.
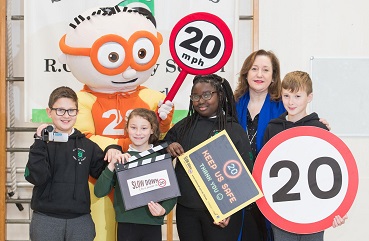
[59,6,163,93]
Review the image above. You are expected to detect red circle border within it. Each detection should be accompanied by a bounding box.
[169,12,233,75]
[252,126,358,234]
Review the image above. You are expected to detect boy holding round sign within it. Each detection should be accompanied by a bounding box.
[255,71,353,241]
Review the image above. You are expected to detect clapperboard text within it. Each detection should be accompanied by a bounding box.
[128,169,171,196]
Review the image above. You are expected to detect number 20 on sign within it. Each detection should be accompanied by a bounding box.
[252,126,358,234]
[165,12,233,101]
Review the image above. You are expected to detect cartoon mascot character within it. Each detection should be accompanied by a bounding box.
[59,5,174,241]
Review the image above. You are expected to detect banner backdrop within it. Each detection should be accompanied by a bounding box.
[24,0,237,123]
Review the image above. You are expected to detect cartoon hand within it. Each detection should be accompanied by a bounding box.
[158,100,174,120]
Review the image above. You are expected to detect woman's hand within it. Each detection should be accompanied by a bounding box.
[167,142,185,157]
[214,216,230,228]
[148,201,166,216]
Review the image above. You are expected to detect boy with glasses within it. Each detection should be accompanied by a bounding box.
[25,86,118,241]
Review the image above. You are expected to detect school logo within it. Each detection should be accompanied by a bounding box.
[73,148,86,164]
[211,129,221,136]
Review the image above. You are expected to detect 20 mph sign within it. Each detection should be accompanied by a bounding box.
[253,126,358,234]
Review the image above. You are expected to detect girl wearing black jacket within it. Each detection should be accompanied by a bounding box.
[164,74,254,241]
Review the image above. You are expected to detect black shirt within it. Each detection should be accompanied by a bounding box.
[247,110,259,162]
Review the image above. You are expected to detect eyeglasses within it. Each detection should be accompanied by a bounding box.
[59,31,163,76]
[51,108,78,116]
[190,91,217,102]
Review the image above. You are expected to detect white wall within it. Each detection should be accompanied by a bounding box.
[259,1,369,240]
[259,0,369,72]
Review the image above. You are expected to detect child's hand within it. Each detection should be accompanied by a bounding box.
[332,214,348,228]
[36,124,50,137]
[148,201,166,216]
[319,118,331,130]
[214,216,230,228]
[104,148,122,162]
[107,153,131,171]
[167,142,184,157]
[107,155,118,172]
[115,153,131,164]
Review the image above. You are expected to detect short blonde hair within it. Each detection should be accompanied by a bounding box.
[282,71,312,95]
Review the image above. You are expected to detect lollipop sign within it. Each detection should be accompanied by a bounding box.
[165,12,233,101]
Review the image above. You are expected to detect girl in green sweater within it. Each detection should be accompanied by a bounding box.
[94,108,176,241]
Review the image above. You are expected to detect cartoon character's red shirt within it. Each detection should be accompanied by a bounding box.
[75,85,173,151]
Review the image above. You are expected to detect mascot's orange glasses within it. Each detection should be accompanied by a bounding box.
[59,31,163,76]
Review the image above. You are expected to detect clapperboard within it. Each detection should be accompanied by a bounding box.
[115,142,181,210]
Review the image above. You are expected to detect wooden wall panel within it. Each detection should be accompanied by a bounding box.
[0,0,7,240]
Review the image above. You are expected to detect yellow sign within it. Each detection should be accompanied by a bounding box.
[178,130,263,222]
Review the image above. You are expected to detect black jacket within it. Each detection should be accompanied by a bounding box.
[263,112,329,144]
[25,129,107,219]
[164,116,253,209]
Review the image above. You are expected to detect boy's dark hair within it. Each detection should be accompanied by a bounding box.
[282,71,313,95]
[178,74,238,140]
[234,49,282,102]
[126,108,160,145]
[48,86,78,109]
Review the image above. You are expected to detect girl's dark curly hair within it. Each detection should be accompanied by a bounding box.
[178,74,239,139]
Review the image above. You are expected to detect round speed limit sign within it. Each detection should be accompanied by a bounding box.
[253,126,358,234]
[169,12,233,74]
[164,12,233,101]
